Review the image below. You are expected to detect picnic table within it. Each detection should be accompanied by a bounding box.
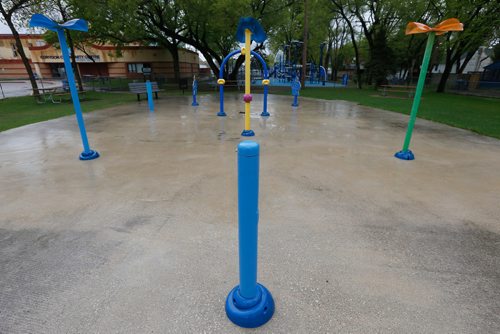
[379,84,416,98]
[34,88,85,104]
[34,88,57,104]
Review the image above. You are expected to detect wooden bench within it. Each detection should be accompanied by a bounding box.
[211,79,243,91]
[379,85,416,98]
[128,82,161,101]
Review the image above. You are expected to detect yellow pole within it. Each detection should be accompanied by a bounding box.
[244,28,251,131]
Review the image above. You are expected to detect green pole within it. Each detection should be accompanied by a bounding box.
[401,32,435,152]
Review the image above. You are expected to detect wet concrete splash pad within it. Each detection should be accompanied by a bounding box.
[1,94,499,332]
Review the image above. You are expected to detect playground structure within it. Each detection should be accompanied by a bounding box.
[271,41,327,85]
[217,50,270,122]
[217,20,270,135]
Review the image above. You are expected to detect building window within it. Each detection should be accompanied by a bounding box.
[11,44,18,57]
[127,63,150,73]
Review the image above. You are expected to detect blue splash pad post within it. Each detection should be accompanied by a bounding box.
[191,77,199,106]
[146,80,154,112]
[30,14,99,161]
[261,82,270,117]
[291,78,301,107]
[342,73,349,87]
[226,141,274,328]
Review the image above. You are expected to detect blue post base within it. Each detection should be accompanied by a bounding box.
[241,129,255,137]
[260,111,270,117]
[291,95,299,107]
[192,102,199,106]
[394,149,415,160]
[79,149,100,160]
[225,283,275,328]
[217,111,227,117]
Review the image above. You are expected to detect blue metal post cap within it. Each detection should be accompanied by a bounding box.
[225,283,275,328]
[30,14,88,32]
[241,129,255,137]
[79,149,100,160]
[394,149,415,160]
[235,17,267,43]
[238,140,259,157]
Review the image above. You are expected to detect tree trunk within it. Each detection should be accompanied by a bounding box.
[77,45,102,76]
[325,42,332,80]
[167,45,181,82]
[347,25,362,89]
[458,51,475,74]
[228,55,245,81]
[66,31,84,91]
[332,3,362,89]
[437,48,459,93]
[199,49,220,78]
[0,9,39,95]
[301,0,308,88]
[437,57,455,93]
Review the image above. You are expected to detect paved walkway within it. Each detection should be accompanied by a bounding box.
[1,94,499,333]
[0,79,61,99]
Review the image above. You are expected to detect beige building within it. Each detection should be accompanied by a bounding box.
[0,34,199,80]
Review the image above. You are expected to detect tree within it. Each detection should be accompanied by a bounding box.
[267,1,303,52]
[0,0,40,95]
[136,0,184,82]
[324,17,349,81]
[385,0,432,84]
[55,0,84,91]
[301,0,308,87]
[366,25,394,86]
[433,0,500,92]
[329,0,363,88]
[73,0,296,79]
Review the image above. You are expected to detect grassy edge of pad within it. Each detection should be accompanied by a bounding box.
[274,87,500,140]
[0,89,215,133]
[0,91,138,132]
[0,91,154,132]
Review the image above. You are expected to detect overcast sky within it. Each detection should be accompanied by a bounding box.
[0,21,31,34]
[0,22,10,33]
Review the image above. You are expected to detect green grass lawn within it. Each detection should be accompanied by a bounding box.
[276,87,500,139]
[0,91,137,132]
